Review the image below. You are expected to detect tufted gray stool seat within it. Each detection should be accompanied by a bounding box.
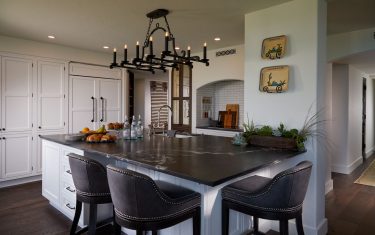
[221,161,312,235]
[106,165,201,235]
[68,153,121,235]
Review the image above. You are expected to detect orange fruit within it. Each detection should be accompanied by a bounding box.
[82,127,90,133]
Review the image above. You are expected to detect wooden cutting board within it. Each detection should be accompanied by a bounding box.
[226,104,239,127]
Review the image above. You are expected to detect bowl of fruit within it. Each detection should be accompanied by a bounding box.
[86,134,117,143]
[80,125,107,135]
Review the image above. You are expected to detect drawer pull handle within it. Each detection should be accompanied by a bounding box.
[65,203,75,210]
[65,186,76,193]
[66,170,72,175]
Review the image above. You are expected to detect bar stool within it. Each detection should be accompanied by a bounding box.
[106,165,201,235]
[221,161,312,235]
[68,153,121,235]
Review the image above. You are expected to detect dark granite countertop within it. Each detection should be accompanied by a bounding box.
[40,134,303,186]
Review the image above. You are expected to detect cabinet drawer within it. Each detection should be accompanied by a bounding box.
[61,160,73,181]
[61,178,76,200]
[60,195,76,219]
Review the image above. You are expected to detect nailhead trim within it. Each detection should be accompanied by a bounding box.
[108,166,201,205]
[225,197,302,213]
[223,164,311,199]
[76,189,111,197]
[68,153,106,172]
[114,205,199,222]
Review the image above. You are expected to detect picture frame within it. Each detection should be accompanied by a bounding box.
[259,65,289,93]
[261,35,287,60]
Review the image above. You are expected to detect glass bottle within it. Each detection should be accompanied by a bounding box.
[130,115,137,139]
[123,115,130,140]
[137,114,144,138]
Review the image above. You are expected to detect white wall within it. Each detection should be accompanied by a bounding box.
[328,27,375,61]
[330,64,373,174]
[365,76,375,157]
[348,66,363,169]
[0,35,109,64]
[244,0,327,234]
[331,64,350,172]
[192,44,244,133]
[325,63,333,194]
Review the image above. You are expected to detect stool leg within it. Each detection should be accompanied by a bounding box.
[88,203,98,235]
[279,220,288,235]
[253,217,259,234]
[222,201,229,235]
[136,230,143,235]
[70,200,82,235]
[152,231,158,235]
[193,207,201,235]
[113,206,121,235]
[296,214,305,235]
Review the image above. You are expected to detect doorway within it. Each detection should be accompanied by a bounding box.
[362,77,367,161]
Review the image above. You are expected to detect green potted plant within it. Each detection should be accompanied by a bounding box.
[242,109,322,151]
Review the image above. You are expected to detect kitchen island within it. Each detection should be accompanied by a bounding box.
[41,134,303,234]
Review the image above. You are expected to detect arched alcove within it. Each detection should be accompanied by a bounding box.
[196,79,244,129]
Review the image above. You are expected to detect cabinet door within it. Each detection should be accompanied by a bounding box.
[69,76,98,133]
[42,140,60,205]
[37,61,66,131]
[1,133,33,179]
[1,56,33,132]
[98,79,122,125]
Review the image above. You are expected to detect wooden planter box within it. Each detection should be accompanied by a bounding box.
[248,135,297,150]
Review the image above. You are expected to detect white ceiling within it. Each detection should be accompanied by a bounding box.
[0,0,374,73]
[0,0,291,54]
[335,49,375,76]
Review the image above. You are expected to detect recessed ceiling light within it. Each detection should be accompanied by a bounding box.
[214,37,221,41]
[175,46,180,50]
[103,46,109,49]
[48,35,55,39]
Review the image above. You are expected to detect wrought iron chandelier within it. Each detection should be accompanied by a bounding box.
[110,9,209,73]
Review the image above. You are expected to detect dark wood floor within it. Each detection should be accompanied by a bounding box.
[1,158,375,235]
[326,155,375,235]
[0,181,114,235]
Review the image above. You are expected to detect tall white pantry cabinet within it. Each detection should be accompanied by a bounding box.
[69,63,123,133]
[0,54,124,187]
[0,54,68,185]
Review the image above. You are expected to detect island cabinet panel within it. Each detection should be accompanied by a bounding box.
[40,135,301,234]
[42,140,111,227]
[42,140,60,206]
[1,56,33,133]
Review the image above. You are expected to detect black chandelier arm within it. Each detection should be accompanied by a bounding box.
[110,63,167,74]
[109,9,210,73]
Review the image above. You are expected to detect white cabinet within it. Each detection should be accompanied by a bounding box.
[0,53,68,185]
[1,56,33,133]
[69,64,123,133]
[42,140,111,227]
[1,133,33,179]
[37,61,67,131]
[98,78,122,126]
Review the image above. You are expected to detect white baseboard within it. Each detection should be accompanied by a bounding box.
[0,175,42,188]
[331,156,363,174]
[270,218,327,235]
[365,146,374,159]
[325,179,333,194]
